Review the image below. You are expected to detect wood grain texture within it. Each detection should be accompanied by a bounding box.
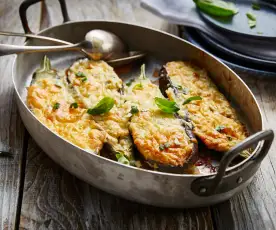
[18,0,214,229]
[212,76,276,230]
[0,0,41,229]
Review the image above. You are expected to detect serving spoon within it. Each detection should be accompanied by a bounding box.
[0,30,146,66]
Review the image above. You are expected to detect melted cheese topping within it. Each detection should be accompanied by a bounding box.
[67,59,133,157]
[164,61,248,152]
[27,72,106,153]
[27,59,132,156]
[126,77,195,166]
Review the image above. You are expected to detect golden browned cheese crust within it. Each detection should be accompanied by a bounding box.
[67,59,133,157]
[164,61,248,152]
[125,76,195,167]
[27,72,106,153]
[27,59,132,156]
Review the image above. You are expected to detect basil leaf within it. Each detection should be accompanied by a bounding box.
[87,97,114,115]
[116,152,130,165]
[130,105,139,114]
[159,144,165,151]
[183,96,202,105]
[126,79,134,86]
[70,102,78,109]
[76,71,86,77]
[53,102,60,110]
[133,83,143,90]
[175,84,183,90]
[81,77,88,82]
[193,0,239,17]
[247,12,257,28]
[252,2,260,10]
[154,97,180,113]
[215,125,225,132]
[246,12,256,21]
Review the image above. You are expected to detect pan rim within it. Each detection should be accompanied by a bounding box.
[12,20,263,178]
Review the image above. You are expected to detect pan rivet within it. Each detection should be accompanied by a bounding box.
[237,177,243,184]
[199,187,207,193]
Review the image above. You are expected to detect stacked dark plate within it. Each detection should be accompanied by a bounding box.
[141,0,276,76]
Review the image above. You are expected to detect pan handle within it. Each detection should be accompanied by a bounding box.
[19,0,70,34]
[191,129,274,197]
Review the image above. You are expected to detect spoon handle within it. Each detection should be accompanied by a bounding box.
[0,31,71,45]
[0,43,81,56]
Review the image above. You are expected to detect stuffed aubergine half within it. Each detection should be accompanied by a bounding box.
[65,58,134,161]
[159,61,249,157]
[27,56,107,153]
[124,65,198,172]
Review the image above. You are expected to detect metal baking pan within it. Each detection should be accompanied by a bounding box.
[12,0,274,208]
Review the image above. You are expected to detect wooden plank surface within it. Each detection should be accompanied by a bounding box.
[0,1,40,229]
[19,0,214,229]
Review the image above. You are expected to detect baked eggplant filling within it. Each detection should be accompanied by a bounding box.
[159,61,249,157]
[124,65,198,169]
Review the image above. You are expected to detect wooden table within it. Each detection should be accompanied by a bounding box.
[1,0,276,229]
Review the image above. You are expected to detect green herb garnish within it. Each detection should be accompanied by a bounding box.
[247,12,256,21]
[227,136,233,141]
[53,102,60,110]
[193,0,239,17]
[175,84,183,90]
[87,97,114,115]
[116,152,130,165]
[126,79,135,87]
[215,125,225,132]
[252,2,260,10]
[133,83,143,90]
[159,142,171,151]
[183,96,202,105]
[76,72,86,78]
[130,105,139,114]
[82,77,87,82]
[154,97,180,114]
[247,12,257,28]
[174,85,189,94]
[70,102,78,109]
[159,144,165,151]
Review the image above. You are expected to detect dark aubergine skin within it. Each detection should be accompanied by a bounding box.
[158,66,199,170]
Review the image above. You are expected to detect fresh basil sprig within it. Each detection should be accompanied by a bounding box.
[53,102,60,110]
[116,152,130,165]
[193,0,239,17]
[154,97,180,114]
[133,83,143,90]
[130,105,139,114]
[87,97,114,115]
[215,125,225,132]
[183,96,202,105]
[246,12,257,28]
